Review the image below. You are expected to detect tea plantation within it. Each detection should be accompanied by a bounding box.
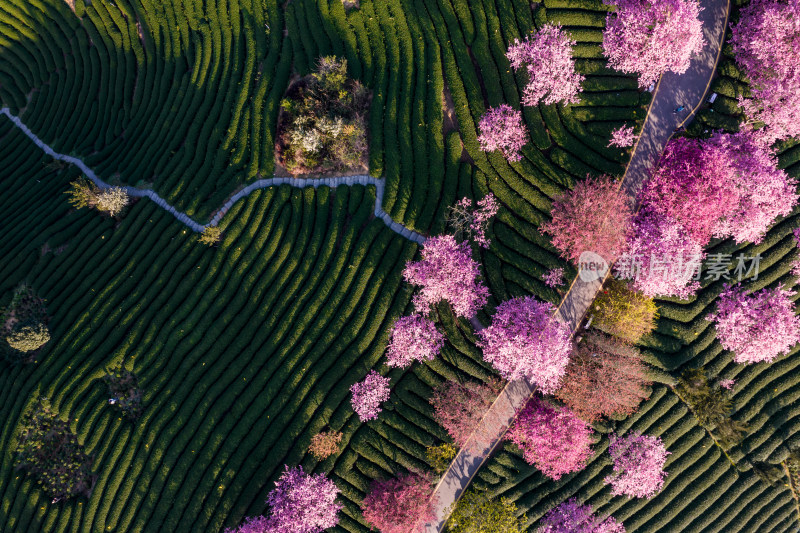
[2,0,794,531]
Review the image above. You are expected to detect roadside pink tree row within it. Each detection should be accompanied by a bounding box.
[541,128,796,299]
[625,128,796,298]
[640,131,797,246]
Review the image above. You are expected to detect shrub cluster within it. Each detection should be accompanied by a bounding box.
[277,57,370,175]
[1,284,50,360]
[14,398,94,501]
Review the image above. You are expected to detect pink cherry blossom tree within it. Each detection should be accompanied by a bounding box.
[429,379,499,447]
[718,378,735,390]
[707,285,800,364]
[543,267,566,288]
[224,516,271,533]
[602,0,705,88]
[506,398,594,480]
[385,314,445,368]
[361,471,437,533]
[351,371,391,422]
[607,124,637,148]
[536,499,626,533]
[541,175,634,264]
[639,136,739,245]
[604,432,669,499]
[478,105,529,162]
[446,193,501,248]
[264,466,342,532]
[640,132,797,246]
[403,235,490,318]
[507,24,585,106]
[478,296,572,392]
[730,0,800,143]
[618,209,704,299]
[705,130,798,244]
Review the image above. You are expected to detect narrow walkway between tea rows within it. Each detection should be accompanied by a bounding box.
[0,107,426,245]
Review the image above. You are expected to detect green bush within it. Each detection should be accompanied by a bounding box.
[590,278,659,344]
[445,488,525,533]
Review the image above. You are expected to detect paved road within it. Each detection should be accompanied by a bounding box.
[421,0,730,528]
[0,107,426,244]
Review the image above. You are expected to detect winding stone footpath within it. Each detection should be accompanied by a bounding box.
[0,107,426,244]
[422,0,731,528]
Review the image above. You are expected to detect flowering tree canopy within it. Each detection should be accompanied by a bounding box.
[607,124,637,148]
[543,267,566,288]
[478,105,529,162]
[446,194,500,248]
[506,398,594,480]
[619,209,703,299]
[590,279,659,344]
[556,333,651,422]
[730,0,800,142]
[264,466,342,532]
[224,516,271,533]
[639,136,739,245]
[351,371,391,422]
[403,235,490,318]
[604,433,669,498]
[536,499,626,533]
[707,285,800,364]
[705,131,797,244]
[430,379,499,447]
[541,175,633,264]
[507,24,585,106]
[361,472,436,533]
[385,314,445,368]
[308,430,343,460]
[640,132,797,245]
[478,296,572,392]
[602,0,705,87]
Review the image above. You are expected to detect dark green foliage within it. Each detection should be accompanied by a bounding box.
[13,398,94,501]
[676,368,748,448]
[676,368,732,426]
